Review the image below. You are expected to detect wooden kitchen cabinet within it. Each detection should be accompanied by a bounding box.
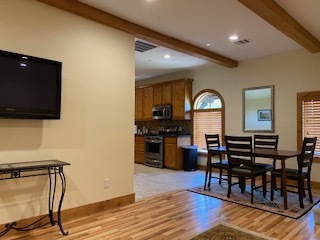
[153,85,163,106]
[142,86,153,120]
[164,136,191,170]
[135,135,145,164]
[154,84,172,105]
[162,83,172,104]
[135,86,153,121]
[135,89,143,120]
[135,78,192,121]
[172,79,193,120]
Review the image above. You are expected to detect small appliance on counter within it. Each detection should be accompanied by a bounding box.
[157,126,187,136]
[158,127,177,135]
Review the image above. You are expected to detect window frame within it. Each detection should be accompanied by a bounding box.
[297,90,320,161]
[192,89,225,153]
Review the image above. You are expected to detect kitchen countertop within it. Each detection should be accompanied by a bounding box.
[135,133,191,137]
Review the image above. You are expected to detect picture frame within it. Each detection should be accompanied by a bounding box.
[257,109,271,121]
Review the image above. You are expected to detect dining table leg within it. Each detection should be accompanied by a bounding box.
[281,158,288,209]
[204,151,211,190]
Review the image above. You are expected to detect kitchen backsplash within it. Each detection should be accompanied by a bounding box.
[135,120,191,134]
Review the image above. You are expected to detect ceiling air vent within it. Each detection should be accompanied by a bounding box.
[234,39,251,45]
[135,40,157,52]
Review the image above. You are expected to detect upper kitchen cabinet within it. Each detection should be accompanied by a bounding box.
[135,86,153,121]
[172,79,193,120]
[162,83,172,105]
[153,83,172,106]
[135,78,193,121]
[135,88,143,120]
[153,85,163,106]
[142,86,153,120]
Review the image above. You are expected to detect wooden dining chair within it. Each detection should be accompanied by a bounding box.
[271,137,317,208]
[253,134,279,170]
[253,134,279,190]
[225,135,270,204]
[204,134,228,189]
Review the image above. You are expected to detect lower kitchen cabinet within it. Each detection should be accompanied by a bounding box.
[135,135,145,164]
[164,136,191,170]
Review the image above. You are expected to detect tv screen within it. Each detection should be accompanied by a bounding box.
[0,50,61,119]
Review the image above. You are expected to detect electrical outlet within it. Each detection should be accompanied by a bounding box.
[104,178,109,189]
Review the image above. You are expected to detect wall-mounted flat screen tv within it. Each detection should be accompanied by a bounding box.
[0,49,61,119]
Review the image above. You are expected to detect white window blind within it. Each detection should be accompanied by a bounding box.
[193,110,222,150]
[303,96,320,157]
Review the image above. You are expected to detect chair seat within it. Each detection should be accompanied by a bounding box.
[271,168,308,179]
[211,160,229,169]
[253,162,274,171]
[232,165,268,175]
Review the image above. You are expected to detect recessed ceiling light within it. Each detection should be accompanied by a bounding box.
[229,35,239,41]
[164,54,171,59]
[206,43,211,46]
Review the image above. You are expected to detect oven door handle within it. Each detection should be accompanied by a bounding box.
[145,140,162,144]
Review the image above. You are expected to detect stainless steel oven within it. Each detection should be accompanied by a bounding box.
[144,135,164,168]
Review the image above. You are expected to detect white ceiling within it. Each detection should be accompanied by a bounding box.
[79,0,320,80]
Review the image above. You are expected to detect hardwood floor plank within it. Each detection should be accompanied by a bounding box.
[4,166,320,239]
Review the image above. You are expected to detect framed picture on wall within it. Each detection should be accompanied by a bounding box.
[257,109,271,121]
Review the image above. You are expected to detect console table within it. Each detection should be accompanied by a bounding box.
[0,160,70,237]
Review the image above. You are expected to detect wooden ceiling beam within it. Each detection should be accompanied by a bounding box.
[238,0,320,53]
[36,0,238,68]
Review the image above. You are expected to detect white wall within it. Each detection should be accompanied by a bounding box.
[0,0,135,224]
[140,49,320,181]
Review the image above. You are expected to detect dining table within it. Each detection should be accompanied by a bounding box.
[205,146,300,209]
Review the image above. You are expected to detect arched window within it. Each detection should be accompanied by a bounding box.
[297,91,320,159]
[193,89,225,150]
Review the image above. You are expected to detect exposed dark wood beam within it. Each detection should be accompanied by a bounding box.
[36,0,237,68]
[238,0,320,53]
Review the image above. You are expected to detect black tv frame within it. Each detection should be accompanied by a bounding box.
[0,49,62,120]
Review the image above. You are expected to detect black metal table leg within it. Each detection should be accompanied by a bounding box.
[57,167,68,235]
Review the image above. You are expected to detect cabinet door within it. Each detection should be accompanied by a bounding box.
[176,137,191,170]
[162,84,172,104]
[135,150,145,164]
[153,85,163,106]
[165,143,176,169]
[143,87,153,120]
[135,89,143,120]
[172,82,186,119]
[135,136,145,164]
[165,137,177,169]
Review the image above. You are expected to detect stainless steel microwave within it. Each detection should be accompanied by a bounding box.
[152,105,172,120]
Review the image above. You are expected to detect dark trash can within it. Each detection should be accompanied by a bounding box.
[182,145,198,171]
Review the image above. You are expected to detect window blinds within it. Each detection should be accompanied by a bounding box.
[193,110,222,150]
[303,96,320,156]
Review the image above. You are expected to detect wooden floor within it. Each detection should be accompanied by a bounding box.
[5,188,320,240]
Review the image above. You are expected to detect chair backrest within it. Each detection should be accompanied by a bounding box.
[298,137,317,173]
[205,134,221,149]
[225,135,253,166]
[254,134,279,150]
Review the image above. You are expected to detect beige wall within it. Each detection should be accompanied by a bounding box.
[0,0,134,224]
[139,49,320,180]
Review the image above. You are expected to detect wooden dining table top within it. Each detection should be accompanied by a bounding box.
[208,146,300,159]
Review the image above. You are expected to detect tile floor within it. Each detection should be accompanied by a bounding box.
[134,163,206,201]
